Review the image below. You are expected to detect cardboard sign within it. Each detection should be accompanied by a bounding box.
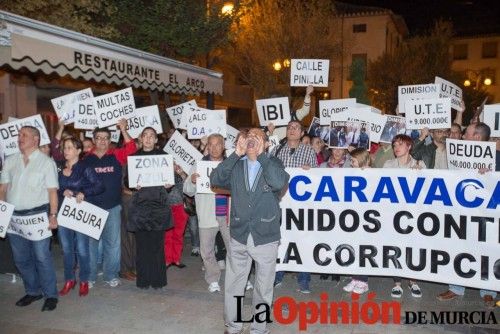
[398,84,440,114]
[329,120,370,150]
[187,108,227,139]
[225,124,239,150]
[290,59,329,87]
[0,115,51,156]
[166,100,197,130]
[0,201,15,238]
[127,154,175,188]
[255,97,291,127]
[126,105,163,139]
[93,87,136,128]
[318,98,356,125]
[57,197,109,240]
[196,161,221,194]
[74,93,98,130]
[163,130,203,173]
[446,139,496,171]
[336,107,387,143]
[483,104,500,137]
[85,128,121,143]
[404,97,452,130]
[7,212,52,241]
[51,88,93,125]
[435,76,464,111]
[380,115,406,143]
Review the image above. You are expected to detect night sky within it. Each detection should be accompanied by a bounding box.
[344,0,500,36]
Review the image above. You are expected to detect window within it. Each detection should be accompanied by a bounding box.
[482,42,498,58]
[349,54,367,80]
[453,44,468,60]
[353,24,366,33]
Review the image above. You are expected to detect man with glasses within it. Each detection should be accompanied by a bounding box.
[411,127,449,169]
[84,118,136,288]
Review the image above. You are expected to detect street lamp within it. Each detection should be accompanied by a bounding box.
[273,61,282,72]
[221,2,234,15]
[463,69,493,89]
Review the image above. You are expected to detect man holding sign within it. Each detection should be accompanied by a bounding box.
[0,126,59,311]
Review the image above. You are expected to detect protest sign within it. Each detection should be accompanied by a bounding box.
[404,97,451,130]
[127,154,175,188]
[268,135,280,153]
[225,124,239,150]
[318,98,356,125]
[446,138,496,171]
[255,97,291,127]
[85,128,121,143]
[166,100,197,130]
[163,130,203,173]
[0,115,50,156]
[435,76,464,111]
[277,168,500,291]
[74,94,98,130]
[307,117,330,143]
[380,115,406,143]
[51,88,93,125]
[57,197,109,240]
[290,59,329,87]
[0,201,15,238]
[187,108,227,139]
[7,212,52,241]
[196,161,221,194]
[126,105,163,139]
[93,87,136,128]
[483,104,500,137]
[336,107,387,143]
[398,84,439,114]
[329,121,370,150]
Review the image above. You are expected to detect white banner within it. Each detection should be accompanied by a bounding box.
[196,161,221,194]
[255,97,291,127]
[483,104,500,137]
[0,201,15,239]
[126,105,163,139]
[404,97,452,130]
[166,100,197,130]
[380,115,406,143]
[435,76,464,111]
[127,154,175,188]
[290,59,329,87]
[51,88,93,125]
[446,139,496,171]
[57,197,109,240]
[163,130,203,173]
[398,84,440,114]
[336,107,387,143]
[0,115,51,156]
[225,124,239,150]
[7,212,52,241]
[277,168,500,291]
[318,98,356,125]
[93,87,136,128]
[187,108,227,139]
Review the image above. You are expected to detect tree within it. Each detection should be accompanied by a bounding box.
[0,0,118,40]
[349,58,369,104]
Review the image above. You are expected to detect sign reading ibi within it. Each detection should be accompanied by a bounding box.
[255,97,291,127]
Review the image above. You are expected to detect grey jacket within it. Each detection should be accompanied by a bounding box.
[210,152,289,246]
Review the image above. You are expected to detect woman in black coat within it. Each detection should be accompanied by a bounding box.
[127,127,174,289]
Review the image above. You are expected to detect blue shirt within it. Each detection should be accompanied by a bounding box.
[247,159,261,188]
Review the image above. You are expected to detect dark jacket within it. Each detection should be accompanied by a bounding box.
[411,138,437,169]
[58,160,105,207]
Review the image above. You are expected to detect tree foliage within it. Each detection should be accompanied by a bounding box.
[349,58,369,104]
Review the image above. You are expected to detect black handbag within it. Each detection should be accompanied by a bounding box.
[183,195,196,216]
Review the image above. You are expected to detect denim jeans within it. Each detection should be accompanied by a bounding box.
[9,233,58,298]
[58,226,90,282]
[89,205,121,282]
[275,271,311,289]
[187,215,200,248]
[449,284,497,298]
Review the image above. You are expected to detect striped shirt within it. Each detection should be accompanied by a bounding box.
[271,143,318,168]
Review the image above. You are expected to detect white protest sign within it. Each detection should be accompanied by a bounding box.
[290,59,329,87]
[398,84,440,114]
[318,98,356,125]
[127,154,175,188]
[163,130,203,173]
[187,108,227,139]
[57,197,109,240]
[268,135,280,153]
[225,124,239,150]
[85,129,121,143]
[483,104,500,137]
[51,88,93,125]
[380,115,406,143]
[0,115,51,156]
[93,87,136,128]
[7,212,52,241]
[127,105,163,139]
[336,107,387,143]
[166,100,197,130]
[255,97,291,127]
[446,139,496,171]
[74,92,98,130]
[278,168,500,291]
[435,76,464,111]
[404,97,451,130]
[196,161,221,194]
[0,201,15,238]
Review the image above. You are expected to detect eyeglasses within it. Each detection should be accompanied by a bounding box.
[95,136,110,141]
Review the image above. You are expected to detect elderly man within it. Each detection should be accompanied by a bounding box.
[211,128,289,334]
[0,126,59,311]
